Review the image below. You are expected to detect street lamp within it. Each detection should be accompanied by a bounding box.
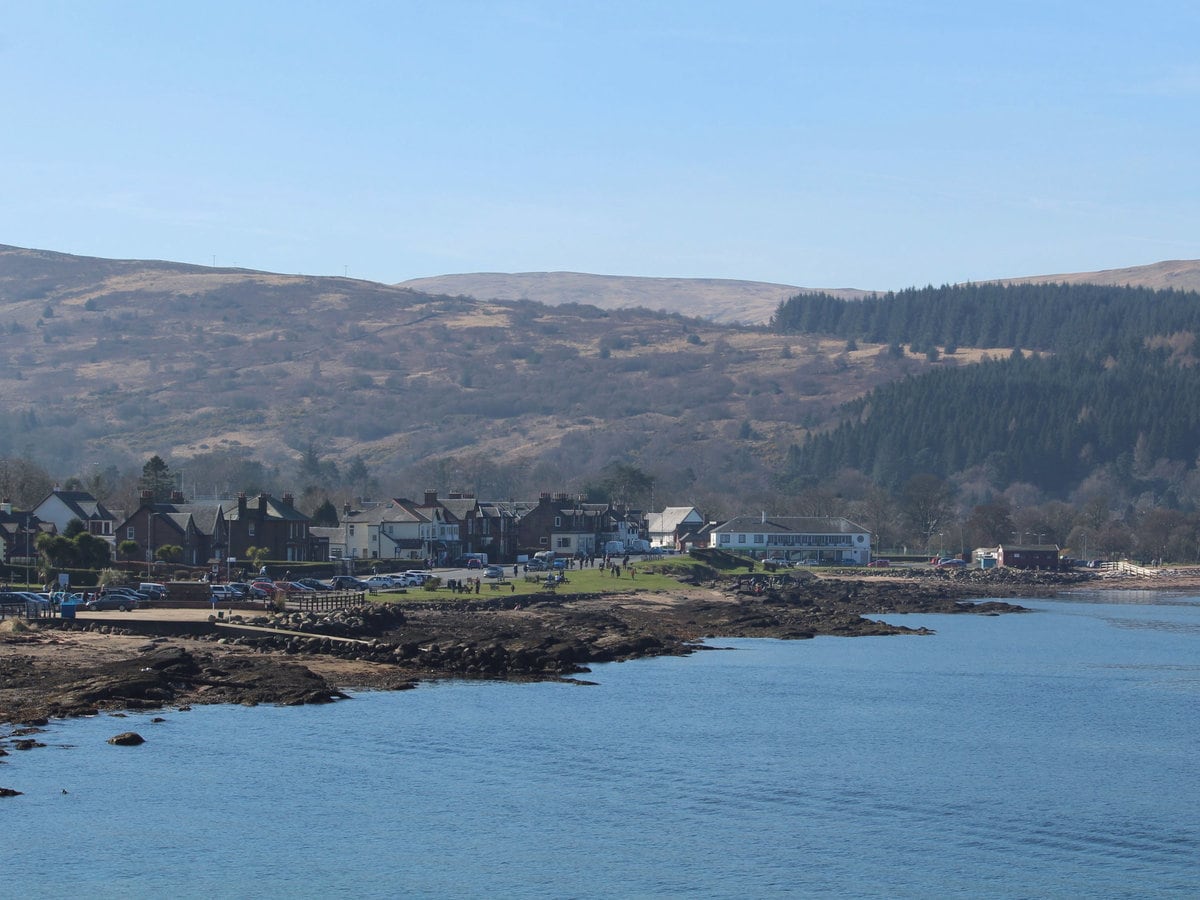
[24,516,32,588]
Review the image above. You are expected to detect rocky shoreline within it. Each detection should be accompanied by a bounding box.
[0,567,1106,741]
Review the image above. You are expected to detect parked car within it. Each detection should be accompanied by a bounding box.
[364,575,395,591]
[866,559,891,568]
[384,573,421,587]
[465,558,483,569]
[0,591,31,609]
[525,559,548,571]
[274,581,314,593]
[251,580,280,595]
[229,582,269,600]
[210,585,239,601]
[95,587,149,607]
[296,578,332,591]
[936,558,966,569]
[86,593,141,611]
[138,582,167,600]
[329,576,369,590]
[484,565,505,578]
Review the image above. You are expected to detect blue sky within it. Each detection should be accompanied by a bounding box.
[3,1,1198,290]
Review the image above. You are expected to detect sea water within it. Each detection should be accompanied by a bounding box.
[3,592,1197,899]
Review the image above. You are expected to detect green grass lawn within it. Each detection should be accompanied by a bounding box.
[371,562,716,605]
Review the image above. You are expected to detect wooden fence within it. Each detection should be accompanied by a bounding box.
[284,590,367,612]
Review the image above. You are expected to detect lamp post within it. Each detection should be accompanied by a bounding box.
[24,516,32,588]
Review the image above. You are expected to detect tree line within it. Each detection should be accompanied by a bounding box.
[771,282,1200,355]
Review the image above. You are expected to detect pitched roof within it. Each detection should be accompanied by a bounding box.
[647,506,703,534]
[39,489,116,523]
[224,494,308,522]
[713,516,865,534]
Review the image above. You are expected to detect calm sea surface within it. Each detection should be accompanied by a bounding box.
[4,592,1198,898]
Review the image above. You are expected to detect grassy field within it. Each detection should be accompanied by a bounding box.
[370,559,734,605]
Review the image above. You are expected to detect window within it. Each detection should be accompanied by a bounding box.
[539,536,548,545]
[737,534,746,544]
[754,534,765,544]
[248,523,255,537]
[554,516,562,527]
[349,525,355,536]
[127,526,136,540]
[719,534,731,545]
[556,537,571,548]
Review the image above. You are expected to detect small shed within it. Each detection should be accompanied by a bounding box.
[996,544,1061,570]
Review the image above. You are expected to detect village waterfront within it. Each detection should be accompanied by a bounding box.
[3,589,1198,899]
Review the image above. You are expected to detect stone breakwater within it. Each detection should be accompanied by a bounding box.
[0,570,1075,732]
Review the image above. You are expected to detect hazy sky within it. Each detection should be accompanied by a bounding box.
[3,1,1198,290]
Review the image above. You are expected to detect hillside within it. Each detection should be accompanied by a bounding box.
[400,260,1200,327]
[7,243,1200,514]
[397,271,871,325]
[0,244,943,507]
[989,259,1200,292]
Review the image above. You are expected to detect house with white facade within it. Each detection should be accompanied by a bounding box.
[710,515,871,564]
[646,506,705,550]
[33,489,118,545]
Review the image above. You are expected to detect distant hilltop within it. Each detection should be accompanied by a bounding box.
[397,272,871,325]
[990,259,1200,293]
[400,260,1200,326]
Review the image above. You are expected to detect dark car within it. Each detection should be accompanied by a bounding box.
[230,582,269,600]
[329,575,369,590]
[86,593,142,611]
[296,578,331,591]
[525,559,548,571]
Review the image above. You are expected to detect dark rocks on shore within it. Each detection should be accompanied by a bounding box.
[1,787,22,797]
[107,731,145,746]
[3,576,1043,730]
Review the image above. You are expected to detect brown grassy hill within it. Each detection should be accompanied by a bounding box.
[0,245,951,506]
[987,259,1200,292]
[397,271,872,325]
[7,244,1189,509]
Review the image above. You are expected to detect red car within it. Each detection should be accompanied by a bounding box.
[866,559,890,568]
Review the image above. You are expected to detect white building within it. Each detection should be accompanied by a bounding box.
[710,515,871,564]
[645,506,705,550]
